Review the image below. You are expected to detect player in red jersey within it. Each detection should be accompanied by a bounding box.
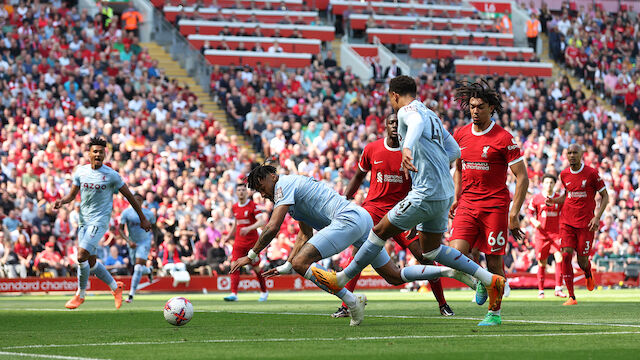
[450,81,529,326]
[223,178,269,302]
[546,144,609,306]
[527,174,567,299]
[330,114,454,318]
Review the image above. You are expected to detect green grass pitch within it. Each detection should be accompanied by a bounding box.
[1,289,639,359]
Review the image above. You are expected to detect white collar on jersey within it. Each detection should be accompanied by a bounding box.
[471,121,495,136]
[384,138,401,152]
[237,200,250,207]
[569,163,585,174]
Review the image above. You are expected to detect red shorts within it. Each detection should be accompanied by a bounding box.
[451,206,508,256]
[534,236,561,261]
[231,242,256,261]
[364,205,414,249]
[560,224,595,256]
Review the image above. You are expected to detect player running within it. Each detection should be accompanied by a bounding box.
[56,137,151,309]
[311,76,505,322]
[527,174,566,299]
[449,80,529,326]
[331,114,454,318]
[231,165,475,326]
[546,144,608,305]
[119,193,156,303]
[224,178,269,302]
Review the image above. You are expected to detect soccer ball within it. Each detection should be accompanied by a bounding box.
[163,297,194,326]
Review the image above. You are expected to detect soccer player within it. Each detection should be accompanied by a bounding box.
[331,114,454,318]
[546,144,608,305]
[527,174,566,299]
[232,165,474,326]
[449,80,529,326]
[223,178,269,302]
[119,193,156,303]
[55,137,151,309]
[309,76,506,322]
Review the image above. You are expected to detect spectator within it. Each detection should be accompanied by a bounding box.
[34,241,67,277]
[1,239,26,278]
[157,241,187,275]
[104,245,128,275]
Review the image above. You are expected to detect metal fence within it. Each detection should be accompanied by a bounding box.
[151,7,212,92]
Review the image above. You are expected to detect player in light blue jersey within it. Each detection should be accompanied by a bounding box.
[55,137,151,310]
[231,165,475,326]
[119,193,156,303]
[313,76,507,315]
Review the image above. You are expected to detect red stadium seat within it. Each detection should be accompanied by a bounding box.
[178,20,335,41]
[188,35,321,54]
[367,29,514,47]
[204,49,312,68]
[454,60,553,77]
[410,44,533,60]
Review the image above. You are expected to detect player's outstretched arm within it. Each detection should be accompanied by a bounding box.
[264,221,313,278]
[344,168,367,200]
[240,213,267,236]
[231,205,289,273]
[509,160,529,241]
[119,185,151,231]
[450,159,463,219]
[225,220,237,242]
[54,185,80,209]
[589,188,609,232]
[118,222,133,247]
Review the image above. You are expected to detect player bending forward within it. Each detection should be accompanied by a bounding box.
[332,114,454,318]
[311,76,505,321]
[527,174,566,299]
[224,179,269,302]
[546,144,608,305]
[449,80,529,326]
[119,193,156,303]
[231,165,475,326]
[56,137,151,309]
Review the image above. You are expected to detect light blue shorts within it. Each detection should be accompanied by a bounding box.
[131,240,151,260]
[387,192,454,233]
[77,224,109,256]
[309,206,390,269]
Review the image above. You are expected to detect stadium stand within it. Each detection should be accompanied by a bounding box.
[0,0,639,284]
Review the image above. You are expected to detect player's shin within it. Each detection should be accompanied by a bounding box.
[424,245,493,286]
[76,261,90,298]
[400,265,448,282]
[304,264,356,307]
[562,252,575,299]
[339,231,386,286]
[90,261,118,291]
[537,264,545,291]
[130,264,143,297]
[555,262,563,289]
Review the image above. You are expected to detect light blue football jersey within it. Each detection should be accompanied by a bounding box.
[72,164,124,227]
[120,206,155,243]
[273,175,353,230]
[397,99,457,200]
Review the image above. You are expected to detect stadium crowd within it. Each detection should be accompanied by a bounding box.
[0,0,639,285]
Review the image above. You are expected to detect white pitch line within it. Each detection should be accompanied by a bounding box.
[0,350,107,360]
[3,308,640,329]
[3,331,640,350]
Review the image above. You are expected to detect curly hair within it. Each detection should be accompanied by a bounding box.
[454,79,503,116]
[389,75,417,97]
[88,137,108,148]
[246,164,277,191]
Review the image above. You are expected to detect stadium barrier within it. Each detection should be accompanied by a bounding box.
[366,28,514,46]
[348,14,494,31]
[330,0,476,17]
[1,272,634,293]
[163,7,318,24]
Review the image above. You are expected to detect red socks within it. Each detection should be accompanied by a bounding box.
[537,265,545,291]
[430,278,447,306]
[562,252,575,299]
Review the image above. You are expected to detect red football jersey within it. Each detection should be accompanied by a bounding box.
[454,122,523,211]
[527,192,563,239]
[559,164,605,228]
[358,138,411,212]
[231,200,262,247]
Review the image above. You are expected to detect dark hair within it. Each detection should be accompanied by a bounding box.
[89,137,107,148]
[389,75,417,97]
[247,165,277,191]
[454,79,503,116]
[542,173,557,183]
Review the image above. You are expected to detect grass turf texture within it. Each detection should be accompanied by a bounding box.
[1,289,639,359]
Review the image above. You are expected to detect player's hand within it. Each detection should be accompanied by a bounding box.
[401,148,417,179]
[588,217,600,232]
[140,218,151,232]
[262,267,281,278]
[53,199,63,210]
[129,241,137,249]
[508,212,524,241]
[230,256,251,273]
[544,197,555,206]
[449,200,458,219]
[239,227,250,236]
